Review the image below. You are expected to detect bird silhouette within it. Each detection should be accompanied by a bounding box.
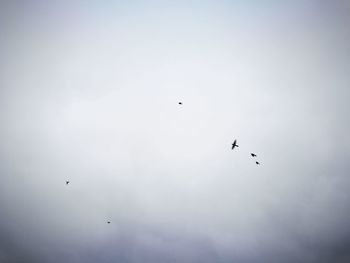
[251,153,257,157]
[255,161,260,165]
[107,221,111,224]
[231,140,239,149]
[66,181,69,185]
[178,102,182,105]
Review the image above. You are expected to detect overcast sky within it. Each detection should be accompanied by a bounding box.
[1,0,350,262]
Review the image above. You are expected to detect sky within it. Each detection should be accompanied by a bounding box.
[0,0,350,262]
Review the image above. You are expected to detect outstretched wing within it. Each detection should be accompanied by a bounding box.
[232,140,237,149]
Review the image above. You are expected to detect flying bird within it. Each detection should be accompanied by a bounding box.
[231,140,239,149]
[66,181,69,185]
[256,161,260,165]
[251,153,257,157]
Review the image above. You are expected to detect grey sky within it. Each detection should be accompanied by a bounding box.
[1,1,350,262]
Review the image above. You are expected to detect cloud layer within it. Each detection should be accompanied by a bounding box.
[1,1,350,262]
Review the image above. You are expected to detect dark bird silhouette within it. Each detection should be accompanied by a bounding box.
[66,181,69,185]
[107,221,111,224]
[251,153,257,157]
[231,140,239,149]
[256,161,260,165]
[178,102,182,105]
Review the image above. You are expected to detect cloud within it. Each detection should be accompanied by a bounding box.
[1,0,350,262]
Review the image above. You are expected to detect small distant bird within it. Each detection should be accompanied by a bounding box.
[251,153,257,157]
[178,102,182,105]
[256,161,260,165]
[107,221,111,224]
[231,140,239,149]
[66,181,69,185]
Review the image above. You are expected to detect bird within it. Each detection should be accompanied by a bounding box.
[251,153,257,157]
[178,102,182,105]
[231,140,239,149]
[255,161,260,165]
[66,181,69,185]
[107,221,111,224]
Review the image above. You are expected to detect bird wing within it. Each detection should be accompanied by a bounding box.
[232,140,237,148]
